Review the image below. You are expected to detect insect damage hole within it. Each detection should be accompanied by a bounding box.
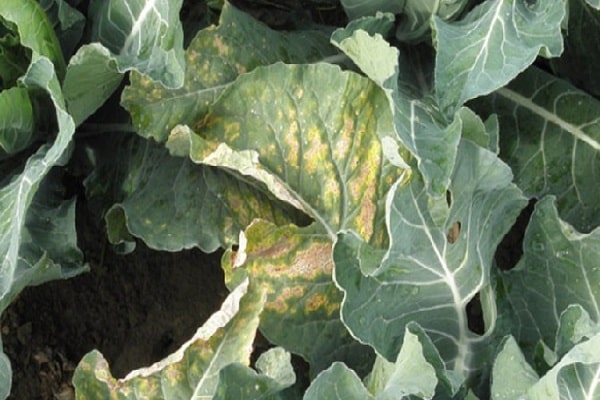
[445,190,461,244]
[447,221,461,244]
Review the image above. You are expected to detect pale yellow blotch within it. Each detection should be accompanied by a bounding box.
[303,128,328,174]
[144,218,152,225]
[212,35,229,56]
[305,293,340,316]
[268,286,304,313]
[348,139,381,241]
[285,121,299,165]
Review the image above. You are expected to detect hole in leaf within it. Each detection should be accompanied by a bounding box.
[467,293,484,335]
[494,199,536,270]
[446,190,452,206]
[447,221,461,244]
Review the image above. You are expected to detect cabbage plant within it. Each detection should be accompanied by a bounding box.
[1,0,600,398]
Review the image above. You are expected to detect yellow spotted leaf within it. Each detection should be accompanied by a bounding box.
[121,2,336,143]
[73,279,266,399]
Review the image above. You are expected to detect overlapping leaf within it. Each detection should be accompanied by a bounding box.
[183,63,403,243]
[88,0,185,88]
[304,324,455,399]
[492,308,600,400]
[0,2,89,396]
[500,197,600,354]
[222,221,373,374]
[73,279,266,399]
[433,0,565,115]
[304,362,374,400]
[84,132,300,253]
[334,140,527,380]
[121,3,336,143]
[472,66,600,232]
[174,62,406,373]
[213,348,295,400]
[63,0,186,125]
[0,88,34,158]
[332,24,461,196]
[0,0,66,78]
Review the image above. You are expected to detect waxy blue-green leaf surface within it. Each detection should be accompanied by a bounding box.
[63,0,186,125]
[433,0,565,115]
[334,140,527,379]
[122,2,336,143]
[213,348,295,400]
[491,336,539,400]
[88,0,185,88]
[500,197,600,354]
[472,66,600,233]
[304,362,375,400]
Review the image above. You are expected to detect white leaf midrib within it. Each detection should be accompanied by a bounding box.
[497,87,600,151]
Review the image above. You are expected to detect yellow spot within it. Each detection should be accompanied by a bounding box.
[213,36,229,56]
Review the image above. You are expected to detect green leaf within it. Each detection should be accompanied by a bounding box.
[0,351,9,399]
[471,66,600,233]
[0,87,35,157]
[0,0,66,78]
[0,30,29,88]
[491,336,539,400]
[213,348,295,400]
[255,347,296,388]
[500,197,600,354]
[334,140,527,380]
[88,0,185,89]
[366,325,438,399]
[332,27,461,196]
[62,0,187,125]
[585,0,600,9]
[84,132,298,253]
[121,2,336,143]
[0,55,79,397]
[73,279,266,399]
[550,0,600,98]
[395,0,470,43]
[458,107,499,154]
[340,0,405,20]
[555,305,600,359]
[63,44,123,126]
[525,333,600,399]
[433,0,565,115]
[38,0,86,58]
[303,362,375,400]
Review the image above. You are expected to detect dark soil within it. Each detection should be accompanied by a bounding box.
[1,202,228,399]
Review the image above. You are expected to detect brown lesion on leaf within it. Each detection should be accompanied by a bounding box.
[447,221,461,244]
[347,137,382,241]
[305,293,340,316]
[267,286,305,313]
